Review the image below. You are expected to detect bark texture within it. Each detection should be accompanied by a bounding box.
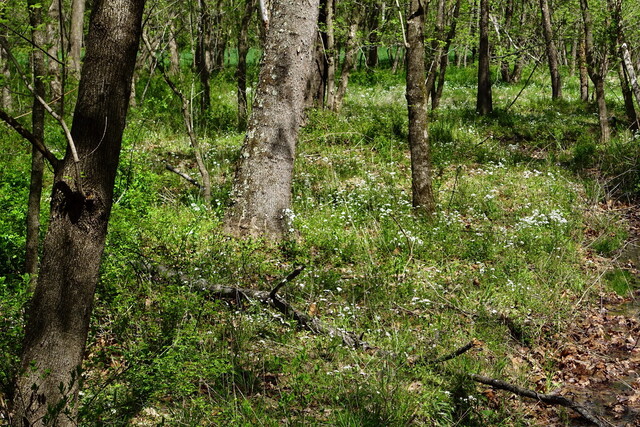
[11,0,145,424]
[224,0,319,239]
[476,0,492,115]
[406,0,435,213]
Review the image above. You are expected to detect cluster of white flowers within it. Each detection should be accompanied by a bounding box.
[516,209,568,229]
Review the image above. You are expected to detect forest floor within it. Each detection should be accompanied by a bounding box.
[511,200,640,426]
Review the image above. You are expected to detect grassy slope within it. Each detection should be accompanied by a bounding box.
[1,66,636,425]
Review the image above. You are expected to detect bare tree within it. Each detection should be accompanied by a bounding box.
[11,0,145,424]
[224,0,320,239]
[406,0,435,213]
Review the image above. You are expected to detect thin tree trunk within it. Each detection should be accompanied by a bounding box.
[224,0,320,239]
[476,0,492,115]
[24,0,47,286]
[12,0,145,424]
[334,17,361,111]
[432,0,462,110]
[425,0,446,100]
[46,0,62,108]
[365,6,380,69]
[196,0,212,112]
[168,20,181,75]
[621,43,640,112]
[617,61,638,130]
[580,0,609,143]
[69,0,85,78]
[325,0,336,110]
[539,0,562,99]
[0,11,12,113]
[237,0,255,131]
[578,38,589,101]
[406,0,435,214]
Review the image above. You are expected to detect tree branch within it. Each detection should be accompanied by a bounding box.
[470,374,609,427]
[165,163,202,188]
[0,107,60,169]
[0,34,82,193]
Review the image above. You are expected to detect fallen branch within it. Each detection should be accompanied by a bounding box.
[470,374,609,427]
[165,164,202,189]
[136,262,377,351]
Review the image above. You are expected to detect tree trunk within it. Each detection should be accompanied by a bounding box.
[11,0,145,424]
[237,0,255,131]
[425,0,446,101]
[476,0,492,115]
[617,61,638,130]
[621,43,640,113]
[24,0,47,287]
[46,0,62,110]
[406,0,435,214]
[325,0,336,110]
[168,20,181,76]
[432,0,462,110]
[69,0,85,78]
[499,0,514,83]
[539,0,561,99]
[578,38,589,101]
[223,0,319,239]
[334,16,361,112]
[0,21,11,110]
[365,6,380,69]
[305,0,328,108]
[580,0,609,143]
[196,0,212,112]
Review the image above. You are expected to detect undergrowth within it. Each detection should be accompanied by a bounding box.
[0,65,636,425]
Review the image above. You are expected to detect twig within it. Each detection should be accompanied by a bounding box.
[470,374,609,427]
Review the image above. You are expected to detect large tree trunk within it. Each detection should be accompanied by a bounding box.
[236,0,255,131]
[223,0,319,239]
[24,0,47,286]
[69,0,85,78]
[406,0,435,214]
[11,0,145,424]
[476,0,492,115]
[539,0,562,99]
[580,0,609,143]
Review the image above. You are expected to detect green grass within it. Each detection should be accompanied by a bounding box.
[1,64,638,425]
